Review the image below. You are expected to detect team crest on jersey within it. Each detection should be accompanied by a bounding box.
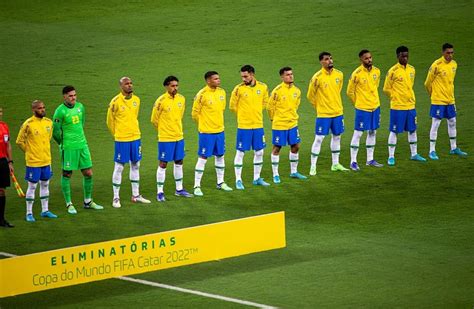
[77,108,81,113]
[257,90,261,95]
[133,102,137,106]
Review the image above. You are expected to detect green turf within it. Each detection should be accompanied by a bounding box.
[1,0,473,307]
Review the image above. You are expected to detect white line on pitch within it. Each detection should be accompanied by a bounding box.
[0,252,277,309]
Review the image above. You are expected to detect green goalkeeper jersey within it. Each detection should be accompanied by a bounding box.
[53,102,88,150]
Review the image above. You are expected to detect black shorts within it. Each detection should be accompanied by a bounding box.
[0,158,11,188]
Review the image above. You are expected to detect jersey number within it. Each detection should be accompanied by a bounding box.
[71,115,80,124]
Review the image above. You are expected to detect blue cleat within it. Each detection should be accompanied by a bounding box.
[235,180,245,190]
[429,151,439,160]
[449,148,467,157]
[41,211,58,218]
[411,154,427,162]
[26,214,35,222]
[290,172,307,180]
[175,189,193,197]
[253,178,270,186]
[273,175,281,184]
[157,192,166,202]
[366,160,383,167]
[350,162,360,171]
[387,157,395,166]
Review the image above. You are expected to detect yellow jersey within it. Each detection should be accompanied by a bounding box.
[106,93,141,141]
[346,64,381,111]
[229,80,269,129]
[307,68,344,117]
[424,56,457,105]
[383,63,416,110]
[151,93,185,142]
[191,85,226,133]
[267,82,301,130]
[16,116,53,167]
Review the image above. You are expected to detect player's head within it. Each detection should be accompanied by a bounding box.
[442,43,454,62]
[319,52,333,70]
[204,71,220,88]
[119,77,133,95]
[359,49,372,68]
[279,67,294,84]
[240,65,255,86]
[32,100,46,118]
[396,46,409,65]
[62,85,77,106]
[163,76,179,96]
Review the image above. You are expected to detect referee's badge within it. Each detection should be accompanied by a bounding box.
[3,134,8,142]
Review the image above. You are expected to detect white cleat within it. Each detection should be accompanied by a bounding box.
[112,198,121,208]
[309,165,317,176]
[131,195,151,204]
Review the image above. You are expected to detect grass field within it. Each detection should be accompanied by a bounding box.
[1,0,473,307]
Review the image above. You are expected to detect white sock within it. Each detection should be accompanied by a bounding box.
[174,164,183,191]
[26,181,37,215]
[215,156,225,185]
[253,149,264,181]
[234,151,245,182]
[388,132,397,158]
[130,161,140,197]
[366,130,376,162]
[156,166,166,194]
[289,152,298,174]
[350,130,363,163]
[448,117,457,150]
[311,135,325,168]
[408,131,418,156]
[112,162,124,200]
[194,158,207,187]
[330,135,341,165]
[39,180,49,212]
[430,118,441,152]
[271,154,279,176]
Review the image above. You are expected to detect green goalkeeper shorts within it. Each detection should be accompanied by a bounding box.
[61,146,93,171]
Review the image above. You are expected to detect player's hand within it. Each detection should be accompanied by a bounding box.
[8,161,14,174]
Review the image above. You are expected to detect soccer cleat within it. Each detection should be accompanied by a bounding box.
[387,157,396,166]
[131,195,151,204]
[331,163,349,172]
[429,151,439,160]
[175,189,193,198]
[26,214,36,222]
[235,180,245,190]
[309,165,317,176]
[157,192,166,202]
[112,198,121,208]
[350,162,360,171]
[449,148,468,157]
[366,160,383,167]
[273,175,281,184]
[84,201,104,210]
[41,211,58,218]
[411,154,427,162]
[290,172,307,180]
[67,203,77,214]
[193,187,204,197]
[217,182,233,191]
[0,220,14,228]
[253,178,270,186]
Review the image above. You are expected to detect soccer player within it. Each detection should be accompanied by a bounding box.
[107,77,150,208]
[0,107,14,227]
[267,67,307,183]
[424,43,467,159]
[16,100,58,221]
[151,76,193,201]
[53,85,104,214]
[307,52,348,175]
[230,65,270,189]
[192,71,233,196]
[347,49,384,171]
[383,46,426,166]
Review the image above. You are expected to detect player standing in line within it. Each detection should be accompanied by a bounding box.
[0,107,14,227]
[53,86,104,214]
[424,43,467,159]
[230,65,270,189]
[347,50,384,171]
[192,71,233,196]
[151,76,193,202]
[267,67,307,183]
[307,52,349,175]
[383,46,426,166]
[16,100,58,221]
[106,77,150,208]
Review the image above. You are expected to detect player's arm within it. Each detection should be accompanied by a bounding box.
[52,108,63,145]
[382,72,393,99]
[424,65,436,95]
[106,100,116,136]
[181,97,186,119]
[267,89,277,121]
[150,100,161,129]
[191,94,202,123]
[346,73,357,104]
[262,85,269,110]
[229,86,239,113]
[306,77,318,110]
[15,122,28,152]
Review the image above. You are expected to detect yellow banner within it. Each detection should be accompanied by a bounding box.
[0,212,285,297]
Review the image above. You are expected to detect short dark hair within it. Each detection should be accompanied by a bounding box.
[359,49,370,58]
[279,67,292,75]
[163,75,179,86]
[62,85,75,94]
[240,65,255,73]
[442,43,453,51]
[396,46,409,56]
[319,52,331,61]
[204,71,219,80]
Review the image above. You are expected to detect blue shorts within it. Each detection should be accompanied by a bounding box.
[25,165,52,182]
[236,128,266,151]
[430,104,456,119]
[354,107,380,131]
[198,132,225,158]
[272,126,300,147]
[114,139,142,163]
[390,109,417,133]
[158,139,185,162]
[315,115,345,136]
